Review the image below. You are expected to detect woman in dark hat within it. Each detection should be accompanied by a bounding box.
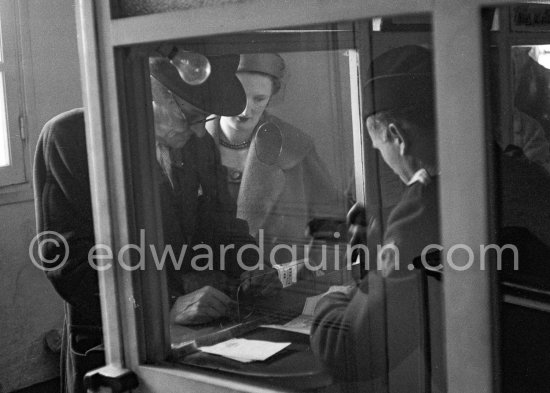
[206,53,342,268]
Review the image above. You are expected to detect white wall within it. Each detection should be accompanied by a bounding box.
[0,0,82,391]
[270,50,355,212]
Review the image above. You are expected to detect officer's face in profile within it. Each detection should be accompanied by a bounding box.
[151,76,208,148]
[223,72,273,134]
[366,116,409,184]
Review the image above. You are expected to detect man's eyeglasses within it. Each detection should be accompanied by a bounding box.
[169,90,217,127]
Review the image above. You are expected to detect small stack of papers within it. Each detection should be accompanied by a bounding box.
[199,338,291,363]
[262,284,356,335]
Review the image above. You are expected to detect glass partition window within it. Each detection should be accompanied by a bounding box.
[153,47,353,329]
[117,17,443,391]
[484,6,550,391]
[145,31,357,352]
[512,46,550,155]
[491,44,550,393]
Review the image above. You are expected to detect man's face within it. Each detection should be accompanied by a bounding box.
[366,116,409,184]
[222,72,273,134]
[151,77,208,149]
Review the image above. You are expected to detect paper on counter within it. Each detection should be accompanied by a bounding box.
[262,314,314,335]
[261,285,356,335]
[327,284,355,294]
[199,338,291,363]
[302,293,325,316]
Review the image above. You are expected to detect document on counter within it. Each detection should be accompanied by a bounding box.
[262,284,356,335]
[199,338,291,363]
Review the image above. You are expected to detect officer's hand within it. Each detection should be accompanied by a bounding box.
[171,286,234,325]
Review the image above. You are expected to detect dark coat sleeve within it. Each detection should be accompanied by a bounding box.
[310,180,440,382]
[34,108,101,325]
[310,269,425,383]
[192,133,259,274]
[310,278,374,381]
[161,133,260,303]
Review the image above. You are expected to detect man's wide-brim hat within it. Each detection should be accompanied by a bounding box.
[149,53,246,116]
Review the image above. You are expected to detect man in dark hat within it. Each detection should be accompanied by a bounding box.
[148,54,280,325]
[310,45,443,390]
[34,51,278,393]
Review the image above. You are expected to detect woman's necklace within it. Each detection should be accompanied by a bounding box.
[218,130,253,150]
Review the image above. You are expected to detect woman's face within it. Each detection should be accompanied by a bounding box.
[151,77,208,148]
[224,72,274,134]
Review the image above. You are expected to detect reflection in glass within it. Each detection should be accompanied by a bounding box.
[489,43,550,393]
[513,46,550,153]
[169,50,211,86]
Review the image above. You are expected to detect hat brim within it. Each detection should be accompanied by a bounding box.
[150,54,246,116]
[237,53,285,80]
[364,73,433,118]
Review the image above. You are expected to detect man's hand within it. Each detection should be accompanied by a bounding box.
[170,286,234,325]
[239,267,282,297]
[347,202,368,249]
